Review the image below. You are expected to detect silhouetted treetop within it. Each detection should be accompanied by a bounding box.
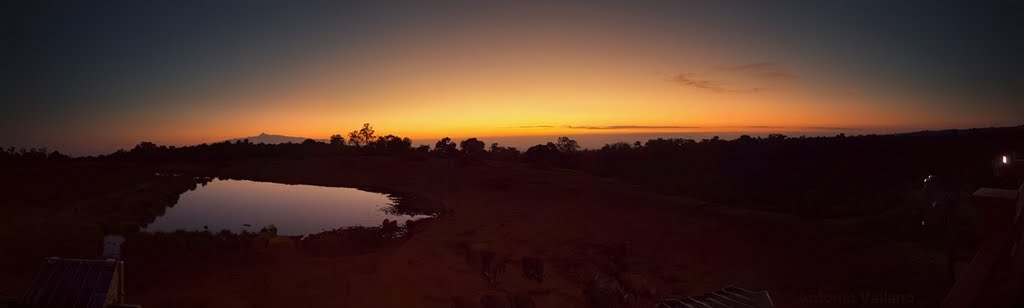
[601,142,632,151]
[330,134,345,145]
[370,135,412,152]
[489,143,520,160]
[434,137,457,154]
[0,147,69,163]
[555,136,579,153]
[460,138,485,154]
[348,123,377,147]
[133,141,159,152]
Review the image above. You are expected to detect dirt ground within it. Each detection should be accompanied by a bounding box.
[2,157,951,307]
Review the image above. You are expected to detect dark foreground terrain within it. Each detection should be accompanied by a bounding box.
[6,126,1024,307]
[2,155,953,307]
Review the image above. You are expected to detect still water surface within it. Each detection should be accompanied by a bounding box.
[145,179,430,236]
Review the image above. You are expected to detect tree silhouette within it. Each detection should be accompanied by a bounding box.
[555,136,580,153]
[0,146,69,162]
[489,142,520,160]
[434,137,457,154]
[523,142,561,164]
[460,138,485,154]
[330,134,345,145]
[370,135,412,152]
[347,123,377,147]
[132,141,158,152]
[601,142,632,151]
[359,123,376,142]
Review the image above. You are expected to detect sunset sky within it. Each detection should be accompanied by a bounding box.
[4,1,1021,155]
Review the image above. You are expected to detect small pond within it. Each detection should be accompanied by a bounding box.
[145,179,431,236]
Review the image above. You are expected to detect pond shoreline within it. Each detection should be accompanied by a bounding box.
[143,177,438,236]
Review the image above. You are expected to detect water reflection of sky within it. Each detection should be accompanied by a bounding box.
[145,179,430,236]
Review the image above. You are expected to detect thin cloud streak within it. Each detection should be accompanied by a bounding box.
[516,125,856,131]
[666,73,763,93]
[516,125,700,130]
[666,62,797,94]
[563,125,701,130]
[741,125,855,130]
[718,62,799,80]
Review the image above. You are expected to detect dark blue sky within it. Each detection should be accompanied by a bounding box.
[2,1,1021,154]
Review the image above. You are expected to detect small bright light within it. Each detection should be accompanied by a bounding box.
[1003,155,1009,164]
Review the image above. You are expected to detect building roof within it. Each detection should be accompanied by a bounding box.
[657,286,775,308]
[19,257,123,308]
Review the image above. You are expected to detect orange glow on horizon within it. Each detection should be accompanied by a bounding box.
[108,60,949,148]
[66,15,969,150]
[5,1,1019,156]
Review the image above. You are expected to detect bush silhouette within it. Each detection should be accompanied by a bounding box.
[433,137,457,155]
[330,134,345,145]
[459,138,485,154]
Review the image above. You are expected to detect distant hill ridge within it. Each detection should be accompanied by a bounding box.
[223,133,324,144]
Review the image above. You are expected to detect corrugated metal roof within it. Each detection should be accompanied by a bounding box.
[657,286,775,308]
[20,257,123,308]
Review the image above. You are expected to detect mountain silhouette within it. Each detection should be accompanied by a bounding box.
[224,133,321,144]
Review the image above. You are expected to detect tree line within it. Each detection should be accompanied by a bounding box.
[0,147,69,165]
[3,123,1022,218]
[0,123,583,164]
[89,123,540,163]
